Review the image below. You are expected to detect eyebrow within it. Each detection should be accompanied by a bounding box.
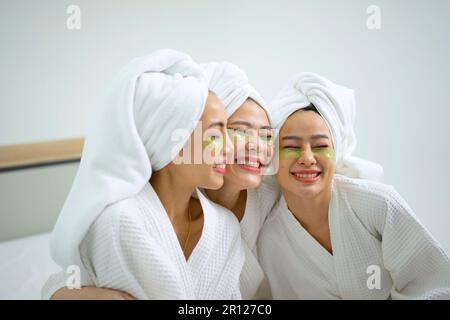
[281,134,329,141]
[281,135,302,141]
[229,120,272,130]
[208,121,225,129]
[311,134,330,140]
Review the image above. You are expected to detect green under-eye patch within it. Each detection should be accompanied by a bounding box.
[228,129,273,146]
[279,146,335,160]
[203,136,224,152]
[312,146,335,160]
[228,129,248,142]
[259,135,273,145]
[279,148,304,159]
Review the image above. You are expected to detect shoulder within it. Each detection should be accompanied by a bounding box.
[256,176,281,200]
[81,193,159,264]
[259,198,285,241]
[89,195,149,239]
[334,174,405,211]
[250,176,282,219]
[333,175,416,233]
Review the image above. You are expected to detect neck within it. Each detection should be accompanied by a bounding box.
[205,180,244,212]
[282,183,332,231]
[150,167,195,222]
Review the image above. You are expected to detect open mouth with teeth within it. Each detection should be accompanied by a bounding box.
[291,171,322,183]
[235,157,267,173]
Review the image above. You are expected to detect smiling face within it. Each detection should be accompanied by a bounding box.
[224,99,273,189]
[173,92,233,190]
[276,109,335,199]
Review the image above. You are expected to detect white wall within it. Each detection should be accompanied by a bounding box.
[0,163,79,242]
[1,0,449,253]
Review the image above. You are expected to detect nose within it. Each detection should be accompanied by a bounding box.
[257,135,273,164]
[244,131,260,162]
[297,146,316,166]
[245,130,258,152]
[223,130,234,161]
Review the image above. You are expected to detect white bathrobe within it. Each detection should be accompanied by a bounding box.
[41,181,270,300]
[43,50,246,300]
[237,177,280,299]
[258,175,450,299]
[42,183,244,300]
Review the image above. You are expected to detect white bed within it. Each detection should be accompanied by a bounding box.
[0,232,59,300]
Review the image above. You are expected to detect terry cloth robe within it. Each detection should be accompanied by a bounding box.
[48,49,209,279]
[42,183,244,300]
[42,49,246,300]
[258,175,450,299]
[237,177,280,299]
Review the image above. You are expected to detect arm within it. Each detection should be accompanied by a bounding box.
[378,187,450,299]
[51,286,135,300]
[80,206,187,299]
[41,264,135,300]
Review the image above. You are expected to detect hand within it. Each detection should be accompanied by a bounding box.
[51,286,136,300]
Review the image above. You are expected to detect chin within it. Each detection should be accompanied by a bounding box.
[226,168,262,189]
[294,185,322,198]
[205,175,224,190]
[284,174,325,198]
[239,176,262,189]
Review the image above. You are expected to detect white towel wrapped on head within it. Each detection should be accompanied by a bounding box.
[203,61,271,123]
[43,49,246,300]
[269,72,383,181]
[50,49,209,277]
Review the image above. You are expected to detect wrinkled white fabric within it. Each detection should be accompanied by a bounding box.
[238,178,280,299]
[203,61,270,123]
[259,175,450,299]
[43,184,245,299]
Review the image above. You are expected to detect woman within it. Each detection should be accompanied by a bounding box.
[42,49,244,300]
[202,62,279,299]
[258,72,450,299]
[44,61,279,300]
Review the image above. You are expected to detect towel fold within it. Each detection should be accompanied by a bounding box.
[203,61,271,123]
[50,49,209,272]
[269,72,383,181]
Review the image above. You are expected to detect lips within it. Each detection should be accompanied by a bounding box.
[236,156,263,173]
[291,170,322,184]
[213,163,226,175]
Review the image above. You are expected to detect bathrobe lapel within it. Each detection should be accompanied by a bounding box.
[329,181,392,299]
[279,196,340,296]
[140,183,197,298]
[143,184,240,298]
